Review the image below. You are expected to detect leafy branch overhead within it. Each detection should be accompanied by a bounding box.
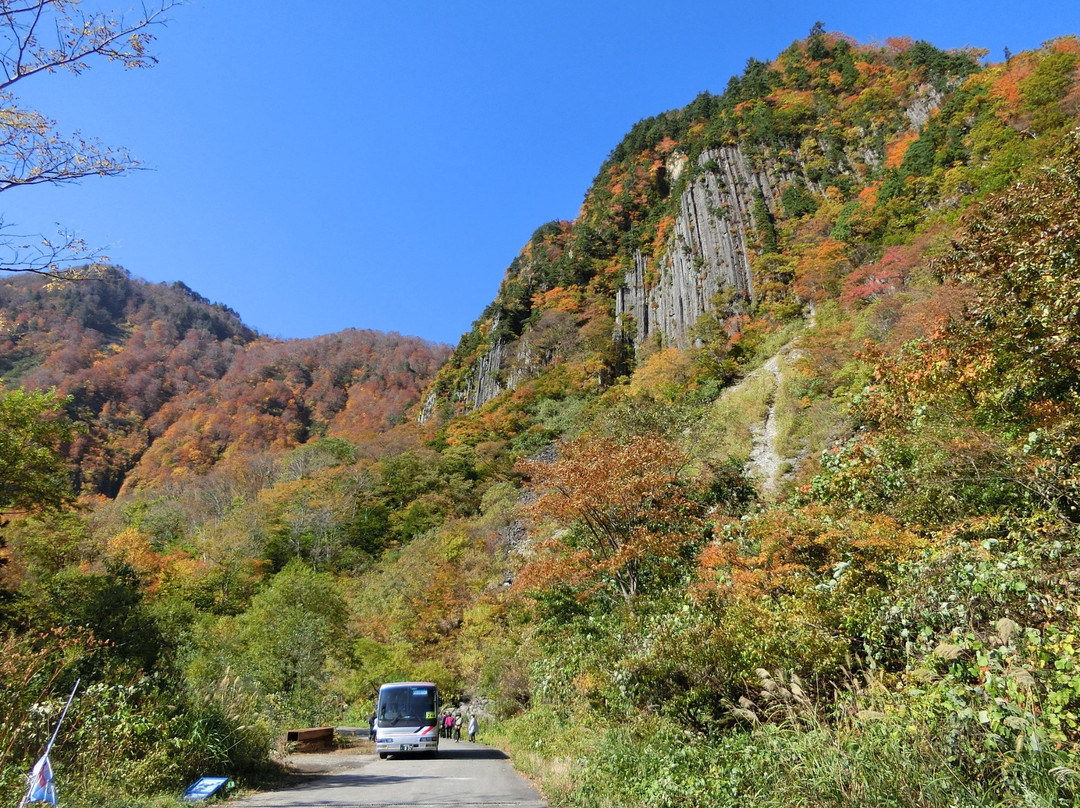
[0,0,176,278]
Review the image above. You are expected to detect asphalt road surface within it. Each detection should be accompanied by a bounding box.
[230,742,548,808]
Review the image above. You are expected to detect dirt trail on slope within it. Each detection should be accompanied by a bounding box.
[745,306,815,495]
[747,353,784,493]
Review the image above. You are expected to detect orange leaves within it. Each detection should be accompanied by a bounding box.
[651,215,676,262]
[102,526,211,596]
[3,271,449,491]
[793,237,852,302]
[522,435,685,523]
[989,58,1033,111]
[512,538,596,597]
[884,36,916,56]
[516,434,703,602]
[695,505,921,602]
[857,335,984,427]
[532,286,582,314]
[655,136,679,156]
[1049,36,1080,58]
[885,131,919,170]
[857,183,879,207]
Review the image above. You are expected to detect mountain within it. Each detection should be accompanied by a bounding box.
[0,268,450,495]
[3,29,1080,808]
[423,32,1079,458]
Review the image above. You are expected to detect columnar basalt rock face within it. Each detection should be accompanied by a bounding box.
[445,336,539,420]
[462,339,506,410]
[434,147,782,423]
[419,390,438,423]
[616,146,777,349]
[417,66,952,423]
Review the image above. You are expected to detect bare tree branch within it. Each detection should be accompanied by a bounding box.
[0,0,176,90]
[0,1,177,275]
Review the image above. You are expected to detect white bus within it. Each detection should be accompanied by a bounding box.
[375,681,440,759]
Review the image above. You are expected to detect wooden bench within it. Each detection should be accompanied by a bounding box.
[285,727,334,751]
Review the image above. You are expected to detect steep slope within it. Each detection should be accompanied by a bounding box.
[422,32,1080,463]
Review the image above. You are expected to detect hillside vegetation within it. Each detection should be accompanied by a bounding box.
[3,28,1080,808]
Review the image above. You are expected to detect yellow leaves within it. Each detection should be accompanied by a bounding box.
[626,347,695,398]
[772,88,815,114]
[532,286,582,314]
[103,526,205,595]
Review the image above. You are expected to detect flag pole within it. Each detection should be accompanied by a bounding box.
[42,680,80,758]
[18,679,80,808]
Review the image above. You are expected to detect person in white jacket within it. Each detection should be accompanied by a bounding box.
[467,714,478,742]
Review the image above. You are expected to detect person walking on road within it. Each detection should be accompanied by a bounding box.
[467,713,478,742]
[453,712,462,741]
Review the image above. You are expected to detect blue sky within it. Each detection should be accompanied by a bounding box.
[8,1,1079,345]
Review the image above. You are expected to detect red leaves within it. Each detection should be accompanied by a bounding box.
[839,245,917,308]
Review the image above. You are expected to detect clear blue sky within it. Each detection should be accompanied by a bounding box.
[9,1,1079,345]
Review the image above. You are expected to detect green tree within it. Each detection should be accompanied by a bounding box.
[806,21,829,61]
[14,560,163,675]
[190,561,348,725]
[0,387,75,515]
[1020,49,1079,133]
[752,188,778,253]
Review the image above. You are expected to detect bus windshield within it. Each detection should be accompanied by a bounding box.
[378,685,437,728]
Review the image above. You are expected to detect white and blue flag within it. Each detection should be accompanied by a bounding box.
[23,753,57,806]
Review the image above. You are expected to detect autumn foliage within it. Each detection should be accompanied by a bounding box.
[3,25,1080,808]
[696,505,922,601]
[0,269,449,494]
[517,434,705,603]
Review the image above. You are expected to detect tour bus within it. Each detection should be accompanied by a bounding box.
[375,681,440,759]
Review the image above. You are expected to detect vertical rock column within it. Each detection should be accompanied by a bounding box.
[618,146,771,350]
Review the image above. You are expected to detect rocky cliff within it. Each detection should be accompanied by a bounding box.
[615,146,773,349]
[421,33,982,421]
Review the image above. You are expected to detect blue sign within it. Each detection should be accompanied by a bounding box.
[182,777,230,801]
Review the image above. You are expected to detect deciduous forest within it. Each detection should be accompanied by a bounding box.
[4,12,1080,807]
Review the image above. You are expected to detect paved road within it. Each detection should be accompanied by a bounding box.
[231,742,548,808]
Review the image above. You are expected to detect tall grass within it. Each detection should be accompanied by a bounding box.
[493,676,1079,808]
[700,370,774,466]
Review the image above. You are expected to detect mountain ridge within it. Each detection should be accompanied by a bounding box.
[421,31,1078,443]
[0,267,450,494]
